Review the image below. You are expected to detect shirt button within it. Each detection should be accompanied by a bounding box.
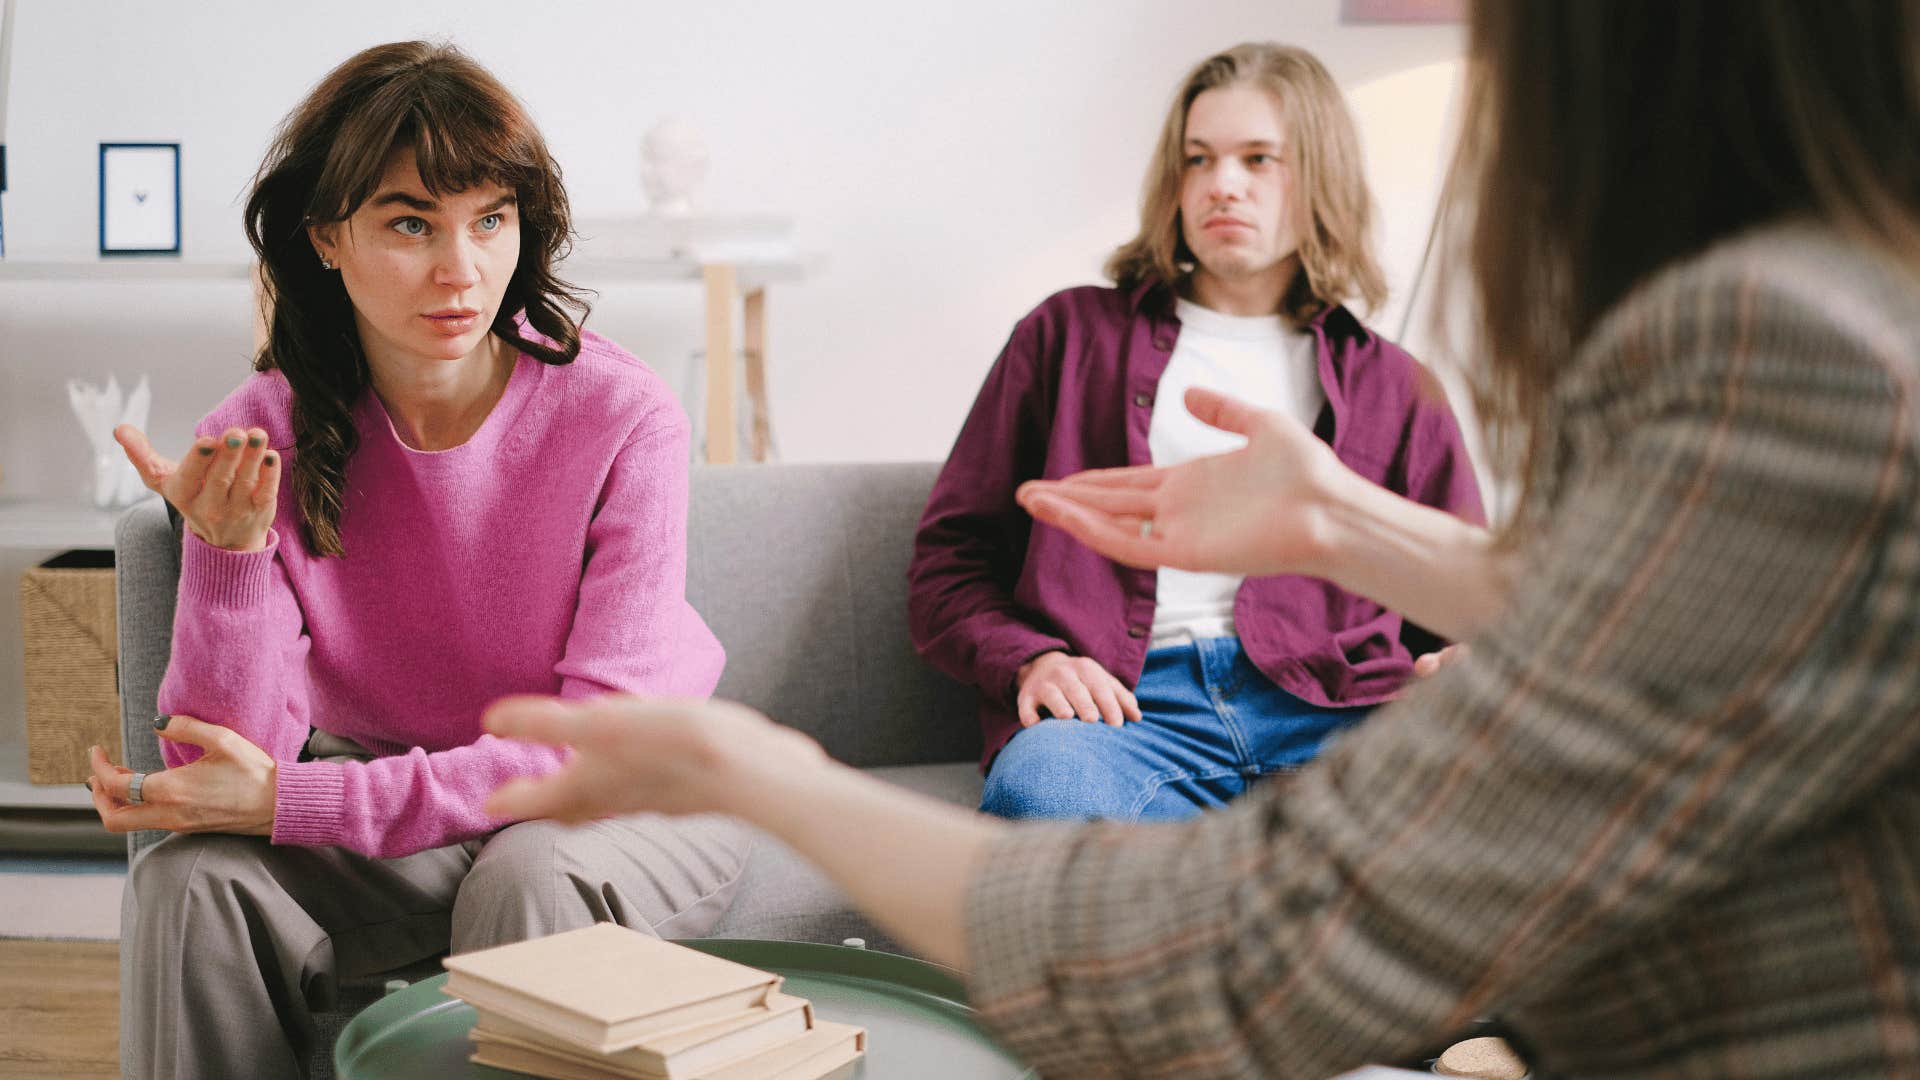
[1133,393,1153,407]
[1152,336,1174,350]
[1127,626,1148,639]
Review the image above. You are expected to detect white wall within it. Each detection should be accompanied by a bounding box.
[0,0,1463,499]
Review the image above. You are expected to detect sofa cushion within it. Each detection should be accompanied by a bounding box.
[687,464,981,768]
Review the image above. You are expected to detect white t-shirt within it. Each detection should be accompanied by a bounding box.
[1148,298,1325,647]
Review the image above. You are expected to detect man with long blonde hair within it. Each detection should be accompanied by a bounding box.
[907,43,1484,821]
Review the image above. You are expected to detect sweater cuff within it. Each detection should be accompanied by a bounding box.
[271,759,345,847]
[964,822,1086,1027]
[180,528,281,609]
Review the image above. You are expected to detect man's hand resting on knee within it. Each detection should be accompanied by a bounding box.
[1015,651,1143,728]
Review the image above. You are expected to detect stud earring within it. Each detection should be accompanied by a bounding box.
[319,256,334,270]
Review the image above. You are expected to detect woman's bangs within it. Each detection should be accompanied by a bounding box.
[406,99,536,201]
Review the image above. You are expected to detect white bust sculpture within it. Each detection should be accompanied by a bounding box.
[640,117,710,217]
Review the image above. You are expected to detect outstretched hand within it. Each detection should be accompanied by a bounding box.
[483,695,831,824]
[1016,386,1349,578]
[115,423,280,552]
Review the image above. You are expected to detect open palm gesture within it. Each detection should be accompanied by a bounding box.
[1017,386,1346,578]
[115,423,280,552]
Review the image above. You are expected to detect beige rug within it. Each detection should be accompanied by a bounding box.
[0,857,123,940]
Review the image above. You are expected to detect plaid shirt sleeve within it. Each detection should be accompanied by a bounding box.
[964,233,1920,1077]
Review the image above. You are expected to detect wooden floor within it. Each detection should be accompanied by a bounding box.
[0,939,119,1078]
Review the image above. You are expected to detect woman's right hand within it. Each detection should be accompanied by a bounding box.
[483,695,832,823]
[115,424,280,553]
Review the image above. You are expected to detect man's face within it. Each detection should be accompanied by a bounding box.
[1178,84,1301,290]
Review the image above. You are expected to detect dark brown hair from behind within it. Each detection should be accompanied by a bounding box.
[245,40,589,557]
[1445,0,1920,531]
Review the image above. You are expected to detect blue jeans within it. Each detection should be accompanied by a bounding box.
[979,637,1370,822]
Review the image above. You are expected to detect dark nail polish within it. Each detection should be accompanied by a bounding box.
[85,778,95,792]
[198,445,215,457]
[264,453,277,467]
[152,714,170,731]
[248,435,264,449]
[225,436,243,449]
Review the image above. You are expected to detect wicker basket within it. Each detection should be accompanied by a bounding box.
[20,550,120,784]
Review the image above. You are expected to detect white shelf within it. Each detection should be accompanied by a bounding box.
[0,497,140,550]
[564,254,814,290]
[0,258,252,281]
[0,738,95,809]
[0,254,813,289]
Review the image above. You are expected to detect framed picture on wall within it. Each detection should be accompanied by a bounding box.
[99,142,180,255]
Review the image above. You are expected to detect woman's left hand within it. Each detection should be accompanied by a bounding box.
[87,716,277,836]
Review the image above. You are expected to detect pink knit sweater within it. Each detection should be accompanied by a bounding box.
[156,331,724,858]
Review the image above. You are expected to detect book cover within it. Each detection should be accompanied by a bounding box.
[442,923,781,1054]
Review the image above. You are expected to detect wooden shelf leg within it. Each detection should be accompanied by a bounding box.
[702,264,738,464]
[743,288,771,462]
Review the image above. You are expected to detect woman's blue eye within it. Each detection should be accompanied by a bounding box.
[1184,154,1207,168]
[393,217,428,236]
[478,214,502,232]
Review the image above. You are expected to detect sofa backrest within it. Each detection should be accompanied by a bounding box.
[116,463,982,852]
[685,463,979,767]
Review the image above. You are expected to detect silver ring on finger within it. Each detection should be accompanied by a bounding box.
[1139,519,1154,538]
[127,772,148,805]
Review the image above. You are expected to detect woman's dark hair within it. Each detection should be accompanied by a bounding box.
[244,40,588,556]
[1446,0,1920,527]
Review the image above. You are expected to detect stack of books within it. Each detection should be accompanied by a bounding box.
[441,923,867,1080]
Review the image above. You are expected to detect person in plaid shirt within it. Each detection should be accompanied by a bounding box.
[483,1,1920,1074]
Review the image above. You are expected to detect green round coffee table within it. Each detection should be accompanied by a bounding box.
[335,938,1036,1079]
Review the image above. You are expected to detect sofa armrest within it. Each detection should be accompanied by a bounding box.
[115,498,178,859]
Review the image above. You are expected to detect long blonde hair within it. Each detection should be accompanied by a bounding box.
[1106,43,1387,325]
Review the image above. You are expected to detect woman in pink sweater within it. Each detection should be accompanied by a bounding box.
[88,42,751,1079]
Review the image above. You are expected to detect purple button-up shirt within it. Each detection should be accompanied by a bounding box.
[908,282,1486,769]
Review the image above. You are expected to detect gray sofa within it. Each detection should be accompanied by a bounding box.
[115,462,984,1076]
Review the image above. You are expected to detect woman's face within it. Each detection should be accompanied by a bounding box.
[310,146,521,371]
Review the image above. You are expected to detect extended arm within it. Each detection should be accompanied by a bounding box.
[490,272,1920,1074]
[482,695,997,968]
[1018,385,1515,642]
